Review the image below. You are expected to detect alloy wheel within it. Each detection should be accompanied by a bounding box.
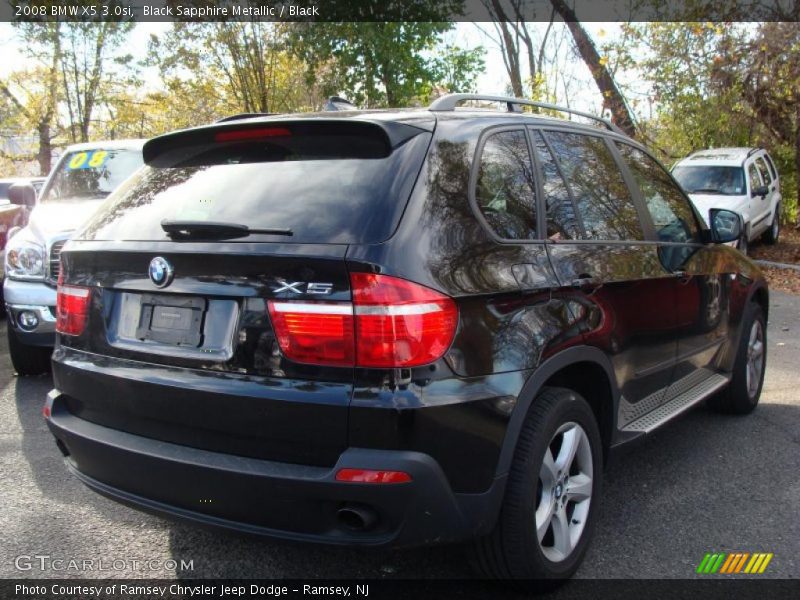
[746,319,765,399]
[535,422,594,563]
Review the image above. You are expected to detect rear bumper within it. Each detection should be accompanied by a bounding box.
[45,390,505,547]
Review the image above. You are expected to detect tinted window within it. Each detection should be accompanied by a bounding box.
[475,129,537,240]
[672,165,745,196]
[763,154,778,180]
[747,163,762,190]
[0,183,11,200]
[617,143,700,244]
[545,131,643,240]
[755,157,772,185]
[41,149,143,203]
[531,131,580,240]
[78,127,430,244]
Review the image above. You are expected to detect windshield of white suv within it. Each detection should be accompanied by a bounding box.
[672,165,745,196]
[40,149,143,203]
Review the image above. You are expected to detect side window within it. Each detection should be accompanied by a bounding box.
[531,131,580,240]
[755,157,772,186]
[545,130,643,240]
[475,130,537,240]
[747,162,762,191]
[616,143,700,244]
[764,154,778,180]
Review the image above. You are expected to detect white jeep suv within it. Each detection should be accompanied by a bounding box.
[672,147,781,253]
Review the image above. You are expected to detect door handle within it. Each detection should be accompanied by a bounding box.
[674,270,690,282]
[571,274,597,289]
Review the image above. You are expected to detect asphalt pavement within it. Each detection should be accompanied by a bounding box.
[1,293,798,582]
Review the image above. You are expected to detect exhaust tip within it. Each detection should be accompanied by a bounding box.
[337,505,378,532]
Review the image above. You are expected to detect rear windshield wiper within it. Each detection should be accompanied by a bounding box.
[161,220,293,239]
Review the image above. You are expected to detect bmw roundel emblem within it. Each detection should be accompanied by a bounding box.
[149,257,174,288]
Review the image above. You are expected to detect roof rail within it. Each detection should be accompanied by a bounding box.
[428,93,624,135]
[324,96,357,111]
[216,112,278,123]
[746,147,763,157]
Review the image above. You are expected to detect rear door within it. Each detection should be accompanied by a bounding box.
[754,155,777,234]
[746,160,766,235]
[531,128,679,418]
[56,119,432,467]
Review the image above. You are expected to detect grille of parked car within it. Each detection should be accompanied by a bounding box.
[47,239,68,284]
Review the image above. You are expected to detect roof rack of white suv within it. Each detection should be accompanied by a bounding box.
[428,93,624,135]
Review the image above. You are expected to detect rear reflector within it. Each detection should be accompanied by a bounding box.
[56,284,91,336]
[214,127,291,143]
[335,469,412,484]
[266,274,458,369]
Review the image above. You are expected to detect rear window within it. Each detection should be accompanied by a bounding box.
[40,149,143,203]
[78,123,431,244]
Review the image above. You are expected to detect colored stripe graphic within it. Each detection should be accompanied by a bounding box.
[697,553,713,574]
[758,553,773,573]
[734,553,750,573]
[698,552,772,574]
[720,553,737,574]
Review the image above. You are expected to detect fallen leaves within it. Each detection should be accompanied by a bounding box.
[750,227,800,265]
[759,266,800,295]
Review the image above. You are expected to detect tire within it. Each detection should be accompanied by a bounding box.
[708,302,766,414]
[763,206,780,245]
[7,326,52,376]
[472,387,602,586]
[737,228,749,255]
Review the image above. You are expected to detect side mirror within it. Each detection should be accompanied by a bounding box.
[751,185,769,198]
[8,183,36,208]
[710,208,743,244]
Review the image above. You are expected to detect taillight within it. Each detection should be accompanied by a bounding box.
[351,273,458,368]
[267,301,355,367]
[266,274,458,368]
[56,283,91,336]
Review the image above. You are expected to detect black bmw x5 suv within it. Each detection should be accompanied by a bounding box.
[45,94,767,581]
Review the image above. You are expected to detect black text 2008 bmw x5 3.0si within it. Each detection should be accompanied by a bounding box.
[45,94,767,582]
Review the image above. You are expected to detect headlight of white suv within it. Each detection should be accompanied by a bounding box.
[5,235,46,280]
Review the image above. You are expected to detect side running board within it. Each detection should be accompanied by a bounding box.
[622,372,729,434]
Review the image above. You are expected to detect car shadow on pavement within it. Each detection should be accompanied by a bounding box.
[163,399,800,580]
[8,357,797,579]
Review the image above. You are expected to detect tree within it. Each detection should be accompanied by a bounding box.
[150,22,326,119]
[479,0,555,98]
[292,22,459,107]
[549,0,637,137]
[713,23,800,224]
[1,22,62,174]
[622,23,747,154]
[60,22,135,143]
[431,45,486,94]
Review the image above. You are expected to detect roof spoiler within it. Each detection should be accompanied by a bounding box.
[216,113,280,123]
